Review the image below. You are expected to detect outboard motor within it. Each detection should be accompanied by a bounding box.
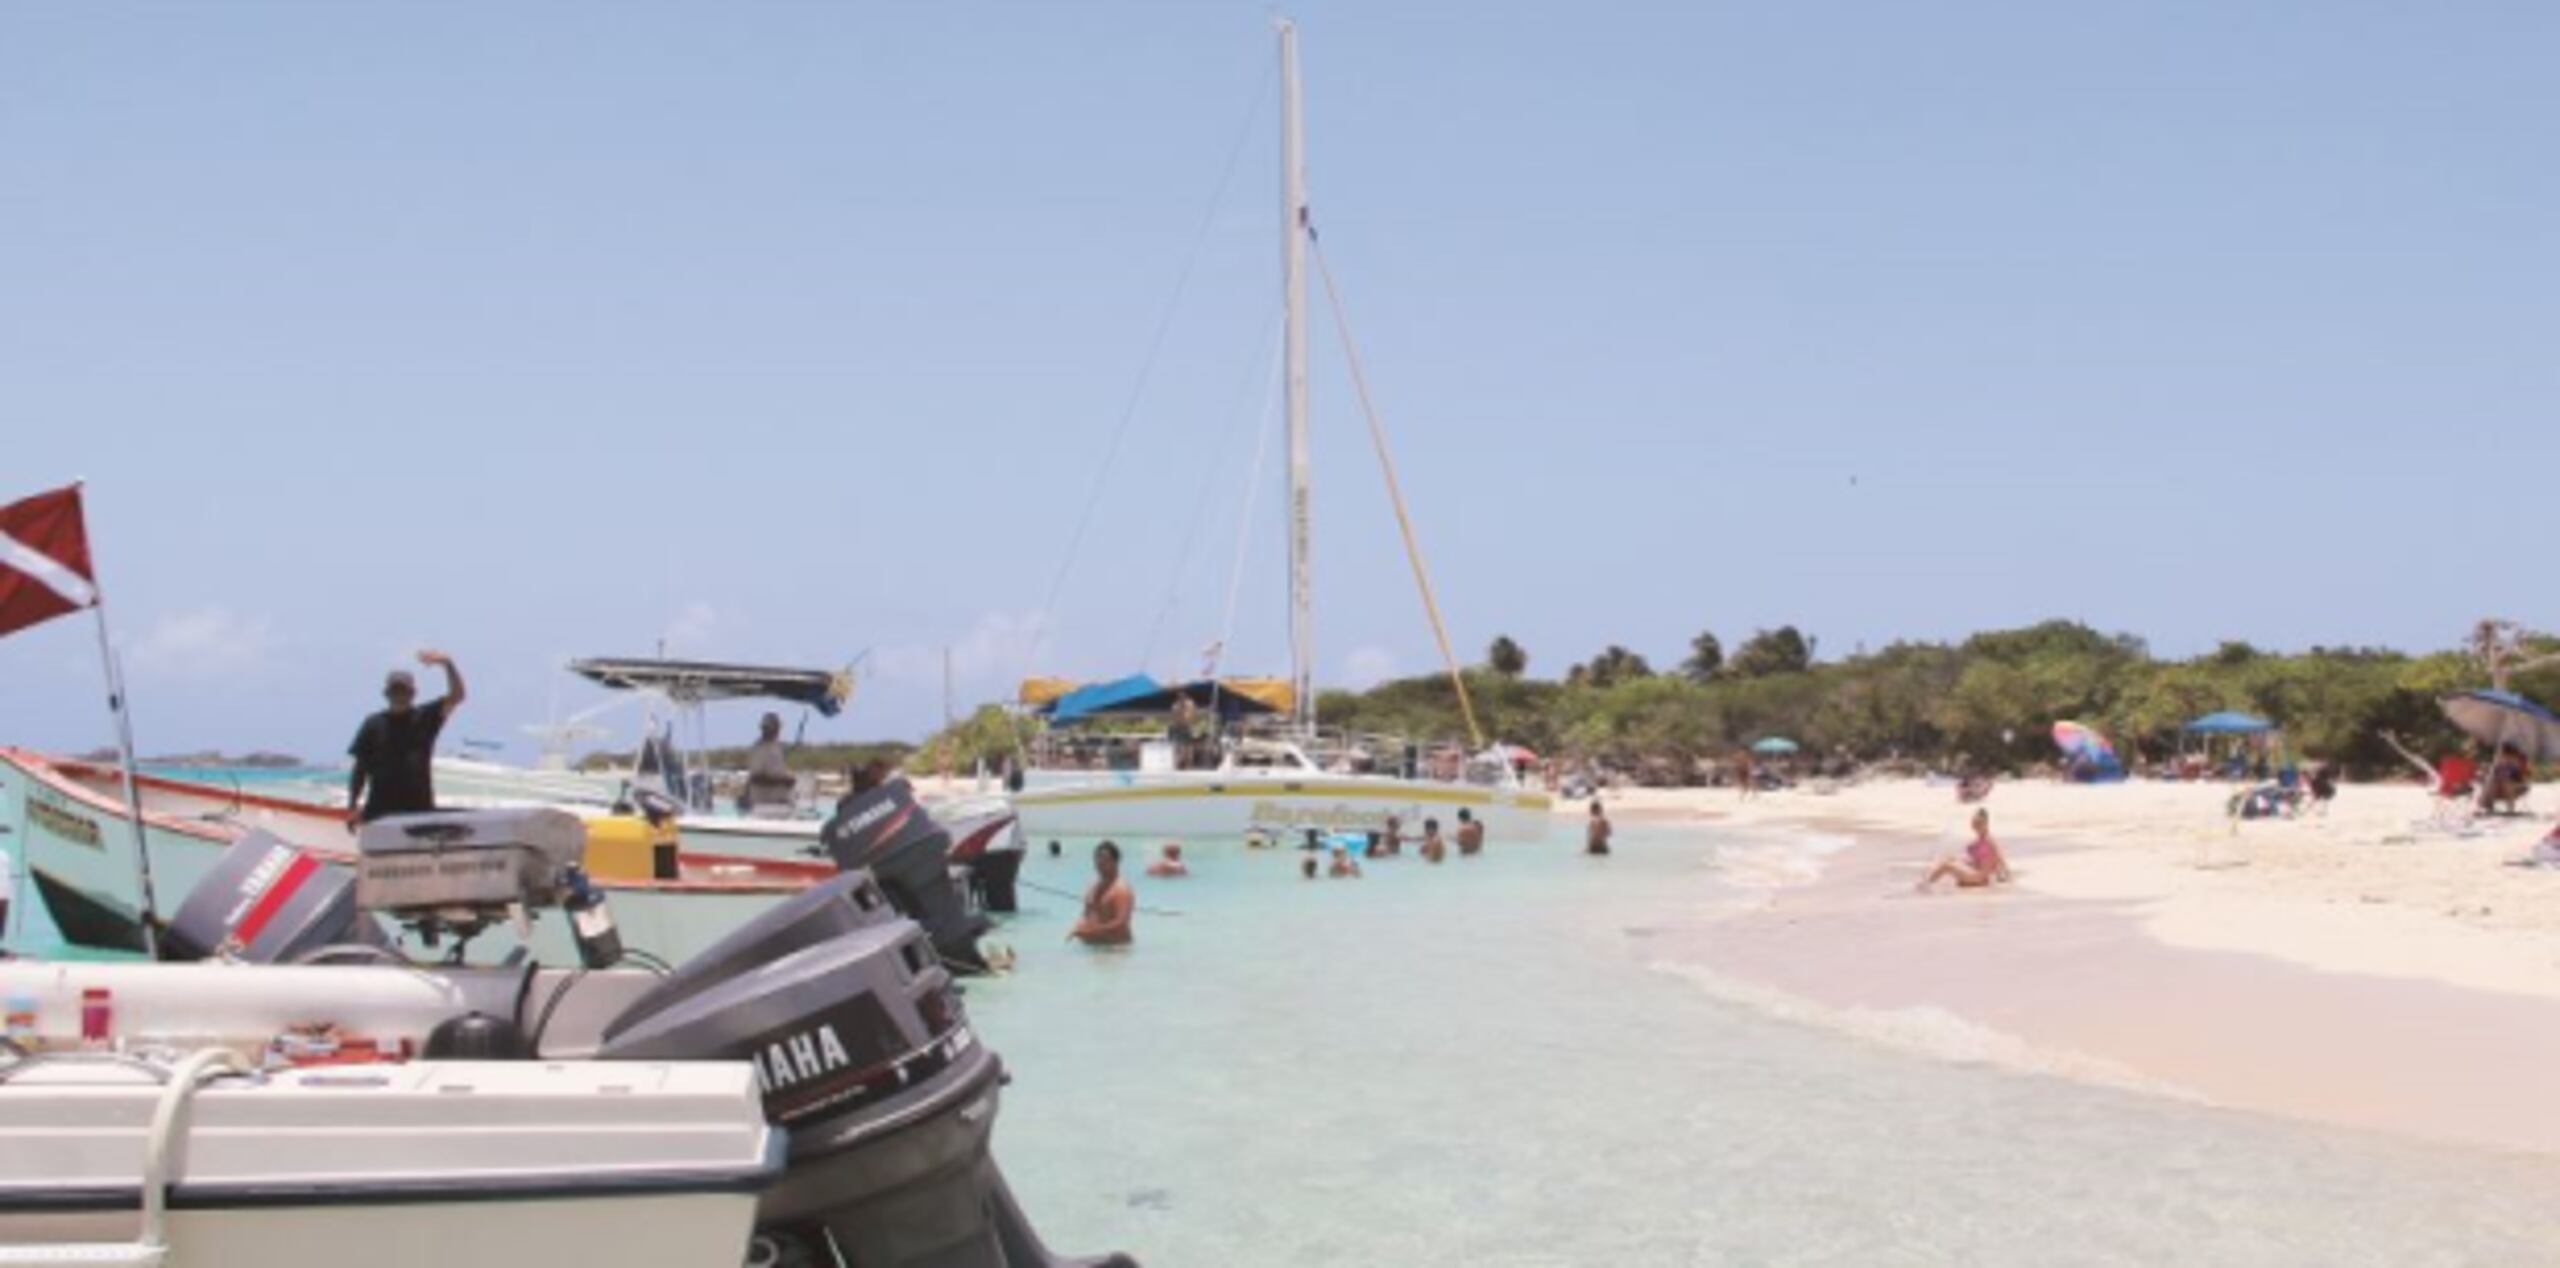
[598,874,1127,1267]
[161,830,388,963]
[820,778,992,972]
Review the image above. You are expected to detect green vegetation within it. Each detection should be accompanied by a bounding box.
[1317,619,2560,782]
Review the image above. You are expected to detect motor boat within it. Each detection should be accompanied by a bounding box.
[2,748,1011,975]
[0,805,1129,1267]
[0,1053,780,1267]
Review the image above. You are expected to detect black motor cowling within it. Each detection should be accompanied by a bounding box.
[819,778,992,972]
[597,873,1128,1267]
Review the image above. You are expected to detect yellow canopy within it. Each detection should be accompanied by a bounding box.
[1016,677,1078,707]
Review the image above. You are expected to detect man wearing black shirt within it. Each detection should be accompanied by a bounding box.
[346,649,467,827]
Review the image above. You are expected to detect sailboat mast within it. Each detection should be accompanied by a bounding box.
[1278,17,1315,737]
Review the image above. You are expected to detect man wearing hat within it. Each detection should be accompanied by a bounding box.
[346,649,467,827]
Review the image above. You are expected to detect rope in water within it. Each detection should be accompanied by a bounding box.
[1015,876,1187,918]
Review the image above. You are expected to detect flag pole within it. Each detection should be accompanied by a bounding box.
[75,482,162,958]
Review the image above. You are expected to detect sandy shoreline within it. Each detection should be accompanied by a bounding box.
[1584,778,2560,1155]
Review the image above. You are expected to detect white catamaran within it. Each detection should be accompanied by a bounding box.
[1012,21,1551,844]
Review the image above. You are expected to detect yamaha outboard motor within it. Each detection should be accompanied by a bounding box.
[161,829,389,962]
[820,778,992,972]
[598,873,1128,1267]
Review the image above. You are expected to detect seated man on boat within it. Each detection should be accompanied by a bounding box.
[346,649,466,826]
[741,712,797,816]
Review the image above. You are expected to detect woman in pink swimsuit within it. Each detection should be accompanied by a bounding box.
[1917,809,2012,892]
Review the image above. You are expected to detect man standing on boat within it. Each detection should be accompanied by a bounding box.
[346,650,466,827]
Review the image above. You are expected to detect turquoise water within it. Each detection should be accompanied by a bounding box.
[17,813,2560,1262]
[968,825,2560,1265]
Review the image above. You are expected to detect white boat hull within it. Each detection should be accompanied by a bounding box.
[0,748,824,964]
[1013,773,1551,842]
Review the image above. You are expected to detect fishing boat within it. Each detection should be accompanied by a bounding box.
[1012,21,1550,844]
[0,747,1017,968]
[431,655,1025,871]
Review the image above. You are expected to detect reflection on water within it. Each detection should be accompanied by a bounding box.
[969,824,2560,1266]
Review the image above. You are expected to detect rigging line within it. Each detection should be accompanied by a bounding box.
[1024,59,1278,679]
[1134,307,1287,676]
[1213,338,1286,680]
[1308,232,1487,751]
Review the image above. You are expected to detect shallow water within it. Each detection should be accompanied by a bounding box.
[970,824,2560,1265]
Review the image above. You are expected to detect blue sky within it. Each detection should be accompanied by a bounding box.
[4,2,2553,759]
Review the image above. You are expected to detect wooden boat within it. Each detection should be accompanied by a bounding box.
[1,746,833,963]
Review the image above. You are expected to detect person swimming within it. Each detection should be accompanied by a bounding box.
[1916,809,2011,893]
[1362,830,1386,859]
[1146,842,1189,878]
[1455,807,1485,857]
[1381,814,1404,856]
[1420,818,1447,864]
[1070,841,1136,944]
[1585,800,1612,856]
[1300,856,1319,880]
[1328,845,1363,878]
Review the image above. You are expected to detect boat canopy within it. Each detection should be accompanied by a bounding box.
[1029,675,1294,725]
[568,657,852,716]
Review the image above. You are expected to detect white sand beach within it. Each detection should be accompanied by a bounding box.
[1588,778,2560,1154]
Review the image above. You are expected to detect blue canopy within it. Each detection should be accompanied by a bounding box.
[2440,689,2560,762]
[1045,674,1165,725]
[1750,737,1800,755]
[2183,710,2274,735]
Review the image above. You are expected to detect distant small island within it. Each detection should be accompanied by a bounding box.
[84,748,310,769]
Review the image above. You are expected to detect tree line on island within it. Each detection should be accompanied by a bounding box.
[1321,619,2559,783]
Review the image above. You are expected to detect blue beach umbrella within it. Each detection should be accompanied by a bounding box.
[1750,737,1799,756]
[2440,689,2560,762]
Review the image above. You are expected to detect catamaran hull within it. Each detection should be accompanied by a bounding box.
[1012,777,1550,843]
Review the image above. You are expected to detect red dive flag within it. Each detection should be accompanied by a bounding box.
[0,484,99,639]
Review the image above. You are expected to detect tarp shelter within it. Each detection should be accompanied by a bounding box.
[1035,676,1291,726]
[1042,674,1165,725]
[2183,711,2274,735]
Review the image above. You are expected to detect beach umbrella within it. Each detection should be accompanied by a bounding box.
[2050,720,2114,759]
[1504,744,1539,765]
[1750,737,1799,755]
[2439,689,2560,762]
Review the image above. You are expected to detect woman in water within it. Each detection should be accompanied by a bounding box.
[1916,809,2011,893]
[1070,841,1136,944]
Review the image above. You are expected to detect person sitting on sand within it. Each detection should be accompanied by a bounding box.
[1328,845,1363,878]
[1146,842,1188,878]
[1956,770,1993,803]
[1585,800,1612,856]
[2483,745,2532,815]
[1070,841,1135,945]
[1419,818,1448,864]
[1381,815,1404,856]
[1455,807,1485,856]
[1916,809,2012,893]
